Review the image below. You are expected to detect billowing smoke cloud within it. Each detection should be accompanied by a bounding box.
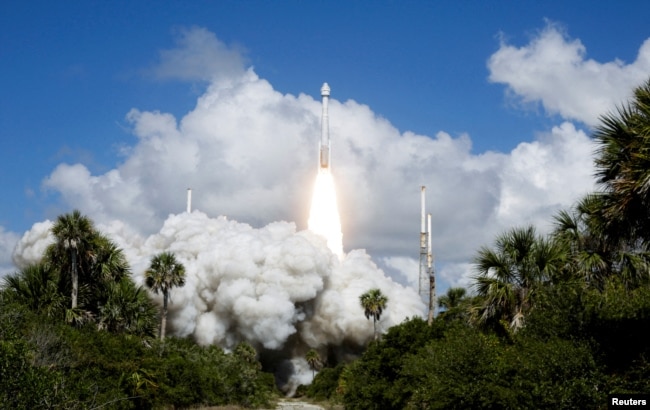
[13,211,425,391]
[107,211,424,349]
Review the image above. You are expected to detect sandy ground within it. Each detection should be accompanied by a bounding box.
[196,398,331,410]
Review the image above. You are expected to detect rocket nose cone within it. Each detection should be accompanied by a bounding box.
[321,83,330,96]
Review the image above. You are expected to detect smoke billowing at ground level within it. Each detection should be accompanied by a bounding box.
[12,211,425,392]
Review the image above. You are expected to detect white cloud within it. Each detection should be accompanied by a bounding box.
[488,23,650,126]
[438,262,476,291]
[151,26,247,82]
[0,227,21,276]
[496,122,596,230]
[11,220,54,270]
[382,256,419,289]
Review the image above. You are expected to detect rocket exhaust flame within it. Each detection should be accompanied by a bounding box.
[308,168,343,257]
[309,83,343,256]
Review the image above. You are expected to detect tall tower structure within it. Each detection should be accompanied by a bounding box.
[419,186,429,299]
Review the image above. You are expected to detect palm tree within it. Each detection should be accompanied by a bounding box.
[359,288,388,340]
[592,77,650,245]
[437,287,467,311]
[437,287,474,323]
[50,210,95,309]
[91,235,130,284]
[472,226,565,331]
[305,349,321,379]
[144,252,186,340]
[2,263,66,317]
[98,278,158,338]
[552,196,650,289]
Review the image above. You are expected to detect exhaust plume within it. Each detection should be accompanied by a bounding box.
[13,211,425,392]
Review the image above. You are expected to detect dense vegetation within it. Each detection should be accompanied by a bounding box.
[304,78,650,408]
[0,212,275,409]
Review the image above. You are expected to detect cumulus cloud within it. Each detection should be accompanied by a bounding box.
[11,220,54,270]
[150,26,248,82]
[0,227,21,276]
[495,122,596,230]
[488,22,650,126]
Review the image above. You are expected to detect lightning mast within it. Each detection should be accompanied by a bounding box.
[419,186,429,300]
[427,213,436,325]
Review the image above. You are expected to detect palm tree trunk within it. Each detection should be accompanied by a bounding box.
[160,290,168,341]
[373,316,377,340]
[71,249,78,309]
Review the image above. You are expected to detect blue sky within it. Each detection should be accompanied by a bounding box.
[2,1,650,288]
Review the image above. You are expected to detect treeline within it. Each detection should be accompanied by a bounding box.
[0,212,275,408]
[305,79,650,408]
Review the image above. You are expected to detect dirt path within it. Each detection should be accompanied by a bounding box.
[275,399,326,410]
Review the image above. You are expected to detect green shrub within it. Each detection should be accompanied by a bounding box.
[342,317,447,409]
[307,363,345,400]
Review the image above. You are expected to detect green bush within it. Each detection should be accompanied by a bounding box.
[307,363,345,400]
[0,293,275,409]
[0,339,67,409]
[402,327,603,409]
[341,317,447,409]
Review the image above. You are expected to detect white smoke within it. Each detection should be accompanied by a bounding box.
[284,358,316,397]
[108,211,423,349]
[13,210,424,390]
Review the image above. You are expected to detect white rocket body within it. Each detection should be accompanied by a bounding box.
[320,83,331,169]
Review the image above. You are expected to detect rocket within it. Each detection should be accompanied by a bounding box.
[319,83,331,169]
